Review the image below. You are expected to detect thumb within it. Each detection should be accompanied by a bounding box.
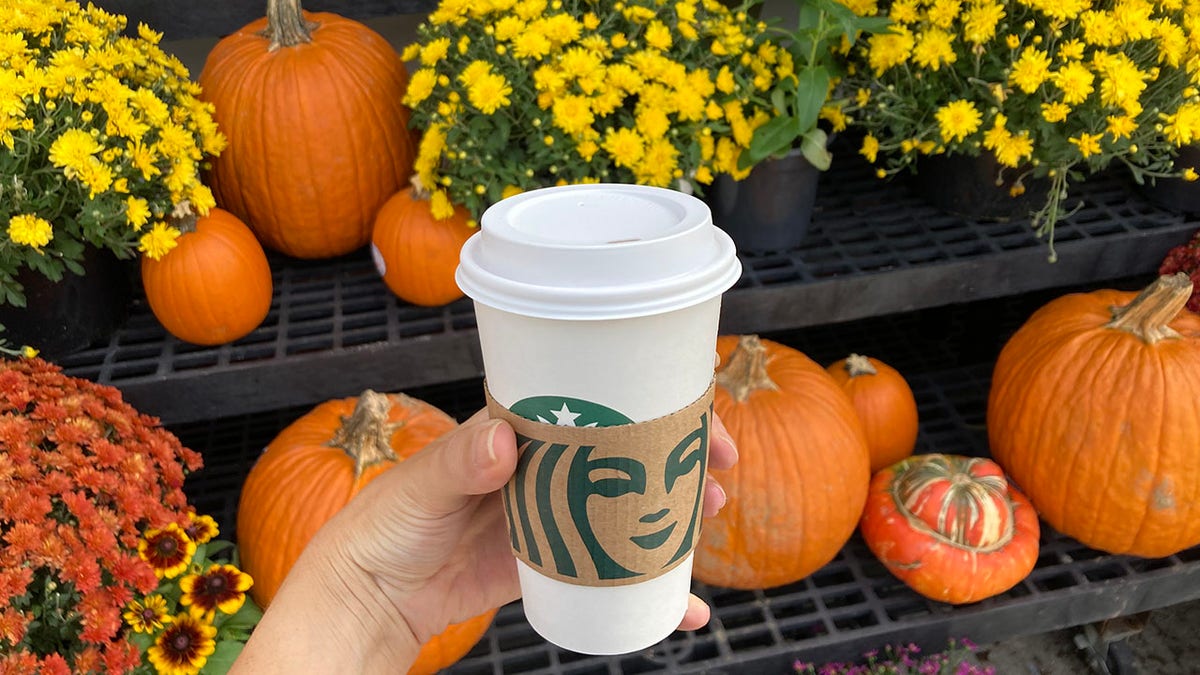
[389,417,519,517]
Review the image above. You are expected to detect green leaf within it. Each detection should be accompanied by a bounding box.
[220,596,264,633]
[800,129,832,171]
[199,640,245,675]
[793,67,831,139]
[205,540,235,560]
[746,116,799,167]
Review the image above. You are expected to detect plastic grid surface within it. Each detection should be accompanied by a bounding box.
[57,153,1197,425]
[173,281,1200,674]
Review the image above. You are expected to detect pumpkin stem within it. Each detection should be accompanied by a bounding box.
[263,0,317,50]
[410,174,432,200]
[327,390,403,477]
[716,335,779,403]
[844,353,877,377]
[172,212,199,236]
[1105,273,1193,344]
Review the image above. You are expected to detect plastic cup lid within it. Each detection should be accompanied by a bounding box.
[456,183,741,320]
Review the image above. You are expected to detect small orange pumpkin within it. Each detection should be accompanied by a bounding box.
[826,354,919,473]
[859,454,1040,604]
[988,273,1200,557]
[140,208,272,345]
[371,186,475,307]
[236,390,494,673]
[693,335,871,589]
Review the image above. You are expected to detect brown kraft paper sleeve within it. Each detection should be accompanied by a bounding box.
[485,382,715,587]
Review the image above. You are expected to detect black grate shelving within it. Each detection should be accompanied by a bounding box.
[172,283,1200,673]
[57,148,1197,425]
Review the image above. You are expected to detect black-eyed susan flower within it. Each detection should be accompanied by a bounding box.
[180,564,253,620]
[139,523,196,579]
[183,512,219,545]
[123,594,171,633]
[147,613,216,675]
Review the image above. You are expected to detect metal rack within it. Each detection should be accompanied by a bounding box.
[169,289,1200,674]
[57,152,1195,425]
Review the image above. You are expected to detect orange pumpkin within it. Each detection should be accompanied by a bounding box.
[859,454,1040,604]
[693,335,871,589]
[198,0,415,258]
[371,186,475,307]
[237,390,495,673]
[988,274,1200,557]
[826,354,919,473]
[141,208,272,346]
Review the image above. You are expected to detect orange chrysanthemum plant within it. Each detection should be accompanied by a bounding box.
[0,357,260,674]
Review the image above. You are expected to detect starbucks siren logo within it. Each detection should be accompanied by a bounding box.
[498,393,711,586]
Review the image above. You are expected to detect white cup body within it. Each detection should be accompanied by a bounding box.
[458,184,740,654]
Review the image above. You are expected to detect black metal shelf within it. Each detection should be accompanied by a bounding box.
[171,284,1200,673]
[57,149,1197,425]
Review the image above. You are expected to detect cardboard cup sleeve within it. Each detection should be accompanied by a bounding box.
[485,382,715,587]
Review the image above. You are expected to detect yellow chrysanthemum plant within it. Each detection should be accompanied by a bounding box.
[0,0,225,309]
[840,0,1200,261]
[403,0,783,223]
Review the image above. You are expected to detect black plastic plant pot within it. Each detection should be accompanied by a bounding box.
[707,148,820,254]
[1138,145,1200,215]
[0,247,133,359]
[911,152,1049,221]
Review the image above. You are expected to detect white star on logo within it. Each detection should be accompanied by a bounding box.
[542,403,581,426]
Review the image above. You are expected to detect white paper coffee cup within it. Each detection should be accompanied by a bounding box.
[457,183,740,655]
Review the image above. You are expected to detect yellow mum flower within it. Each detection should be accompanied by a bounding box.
[1052,61,1095,105]
[602,127,645,168]
[430,189,456,220]
[935,100,982,143]
[7,214,53,250]
[48,127,101,171]
[867,26,915,75]
[1105,114,1137,140]
[644,21,672,50]
[912,28,957,71]
[1009,48,1052,93]
[860,134,880,163]
[138,222,181,261]
[1069,131,1104,158]
[420,37,451,65]
[125,196,151,229]
[467,72,512,114]
[1040,102,1071,123]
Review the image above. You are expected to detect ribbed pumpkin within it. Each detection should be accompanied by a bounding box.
[693,335,871,589]
[371,185,475,307]
[236,390,495,674]
[141,208,273,345]
[988,274,1200,557]
[859,454,1040,604]
[198,0,415,259]
[826,354,920,473]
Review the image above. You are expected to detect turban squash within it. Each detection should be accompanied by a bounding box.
[859,454,1039,604]
[236,390,494,674]
[198,0,415,259]
[693,335,871,589]
[988,274,1200,557]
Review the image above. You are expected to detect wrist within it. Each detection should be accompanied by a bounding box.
[234,530,423,674]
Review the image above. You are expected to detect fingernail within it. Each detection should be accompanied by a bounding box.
[718,428,739,462]
[707,478,727,512]
[479,420,500,468]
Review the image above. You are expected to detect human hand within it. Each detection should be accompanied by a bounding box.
[234,408,738,673]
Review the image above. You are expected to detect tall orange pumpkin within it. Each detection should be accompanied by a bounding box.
[371,185,475,307]
[693,335,871,589]
[826,354,920,473]
[141,208,273,346]
[988,274,1200,557]
[237,390,495,674]
[198,0,415,258]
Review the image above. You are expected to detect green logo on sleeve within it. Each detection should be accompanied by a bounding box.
[498,393,710,586]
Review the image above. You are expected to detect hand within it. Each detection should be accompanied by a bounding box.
[233,409,738,674]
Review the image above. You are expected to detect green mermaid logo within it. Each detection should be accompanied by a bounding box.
[497,393,710,585]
